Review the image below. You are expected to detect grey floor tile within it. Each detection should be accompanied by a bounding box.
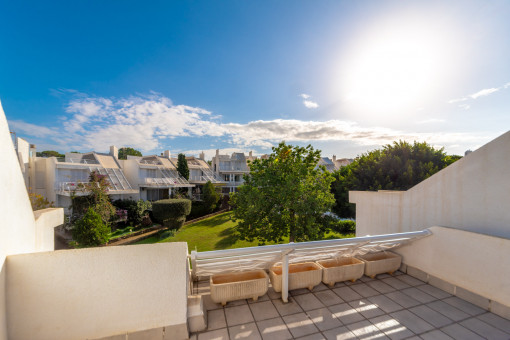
[426,300,470,322]
[390,310,435,334]
[202,293,223,311]
[360,275,376,282]
[442,297,485,316]
[400,287,436,304]
[393,271,404,276]
[386,291,421,308]
[348,299,385,319]
[207,309,227,330]
[296,333,326,340]
[312,283,330,292]
[225,305,255,326]
[367,295,404,313]
[416,284,452,299]
[419,330,454,340]
[267,287,281,300]
[322,325,357,340]
[350,283,380,297]
[283,312,320,338]
[332,286,362,302]
[367,280,396,294]
[273,297,304,316]
[249,294,270,304]
[227,298,248,307]
[294,293,326,311]
[460,317,510,340]
[477,312,510,333]
[441,323,484,340]
[197,328,229,340]
[249,301,280,321]
[307,307,343,331]
[256,317,293,340]
[229,322,262,340]
[346,319,389,339]
[381,277,411,290]
[369,314,414,340]
[409,305,453,328]
[291,288,313,296]
[377,273,393,279]
[396,274,425,286]
[328,303,365,325]
[314,289,344,306]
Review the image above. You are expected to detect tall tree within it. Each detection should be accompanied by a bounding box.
[177,153,189,180]
[230,142,335,244]
[118,147,142,160]
[202,181,220,213]
[331,140,462,217]
[36,150,64,158]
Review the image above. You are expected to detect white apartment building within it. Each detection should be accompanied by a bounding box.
[121,151,194,201]
[317,155,353,172]
[211,150,252,194]
[33,146,137,209]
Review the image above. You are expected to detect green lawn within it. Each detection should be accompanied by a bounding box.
[134,211,354,252]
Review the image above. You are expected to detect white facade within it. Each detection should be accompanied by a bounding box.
[211,150,251,194]
[122,153,194,201]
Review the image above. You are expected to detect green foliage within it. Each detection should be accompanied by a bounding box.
[231,142,335,244]
[331,140,462,218]
[177,153,190,180]
[159,229,176,240]
[72,208,110,246]
[28,191,54,210]
[202,181,220,213]
[326,217,356,234]
[152,198,191,228]
[112,199,152,226]
[36,150,64,158]
[118,147,142,160]
[188,201,208,220]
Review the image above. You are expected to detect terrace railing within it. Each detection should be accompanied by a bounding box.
[190,229,431,302]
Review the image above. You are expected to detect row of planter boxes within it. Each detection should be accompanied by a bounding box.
[209,251,402,305]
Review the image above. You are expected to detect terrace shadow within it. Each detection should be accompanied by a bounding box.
[214,227,240,249]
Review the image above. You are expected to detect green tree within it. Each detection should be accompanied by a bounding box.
[118,147,142,160]
[177,153,190,180]
[230,142,335,244]
[72,208,111,246]
[331,140,462,217]
[36,150,64,158]
[202,181,220,213]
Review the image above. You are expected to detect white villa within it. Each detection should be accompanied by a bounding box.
[211,150,252,194]
[2,102,510,339]
[121,152,194,201]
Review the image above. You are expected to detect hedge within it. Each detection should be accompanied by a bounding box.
[152,199,191,229]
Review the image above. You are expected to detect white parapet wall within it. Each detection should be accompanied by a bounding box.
[350,130,510,239]
[394,226,510,313]
[6,243,190,340]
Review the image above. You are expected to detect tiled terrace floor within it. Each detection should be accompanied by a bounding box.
[191,271,510,340]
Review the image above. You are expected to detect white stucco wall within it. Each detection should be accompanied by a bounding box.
[394,226,510,307]
[6,243,189,340]
[351,131,510,239]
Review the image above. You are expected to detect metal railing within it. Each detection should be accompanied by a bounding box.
[55,181,93,193]
[190,229,432,303]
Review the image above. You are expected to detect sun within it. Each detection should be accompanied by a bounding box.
[338,14,456,122]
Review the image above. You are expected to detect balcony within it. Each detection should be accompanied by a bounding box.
[142,177,193,188]
[55,181,92,196]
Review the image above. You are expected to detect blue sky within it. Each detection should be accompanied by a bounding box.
[2,0,510,159]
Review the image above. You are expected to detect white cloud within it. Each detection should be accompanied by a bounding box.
[448,97,468,104]
[303,100,319,109]
[504,82,510,89]
[417,118,446,124]
[299,93,310,99]
[459,104,471,110]
[11,92,492,156]
[469,88,499,99]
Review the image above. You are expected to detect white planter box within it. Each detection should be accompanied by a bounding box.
[316,257,365,287]
[357,251,402,278]
[270,262,322,292]
[210,270,268,306]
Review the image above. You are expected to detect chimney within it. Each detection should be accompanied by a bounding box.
[333,155,336,162]
[216,149,219,157]
[110,145,118,159]
[164,150,171,158]
[199,151,205,160]
[249,151,253,157]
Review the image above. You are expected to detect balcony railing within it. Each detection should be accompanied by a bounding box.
[143,177,183,187]
[55,181,94,194]
[218,166,249,172]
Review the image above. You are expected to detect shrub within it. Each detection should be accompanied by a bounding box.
[159,229,176,240]
[330,219,356,234]
[72,208,111,247]
[141,215,152,227]
[187,201,208,220]
[202,181,220,213]
[28,191,54,211]
[112,199,152,227]
[152,199,191,229]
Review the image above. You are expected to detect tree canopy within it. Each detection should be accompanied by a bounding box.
[202,181,220,213]
[230,142,335,244]
[36,150,64,158]
[177,153,190,180]
[118,147,142,160]
[331,140,462,217]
